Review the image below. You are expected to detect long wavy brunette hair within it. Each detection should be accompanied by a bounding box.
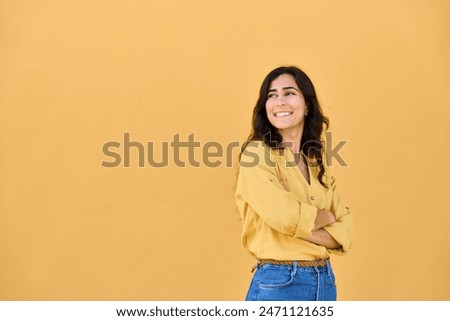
[242,66,330,187]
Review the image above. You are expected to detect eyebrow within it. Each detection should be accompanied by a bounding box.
[268,86,301,93]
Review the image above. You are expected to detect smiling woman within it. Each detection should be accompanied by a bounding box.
[266,74,308,133]
[235,66,354,301]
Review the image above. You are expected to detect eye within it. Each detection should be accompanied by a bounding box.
[285,91,296,96]
[267,93,276,99]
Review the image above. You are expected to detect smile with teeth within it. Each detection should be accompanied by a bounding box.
[274,111,293,117]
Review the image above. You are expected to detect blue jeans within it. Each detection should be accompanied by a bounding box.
[245,261,337,301]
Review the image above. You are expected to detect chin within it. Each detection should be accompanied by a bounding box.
[273,123,293,130]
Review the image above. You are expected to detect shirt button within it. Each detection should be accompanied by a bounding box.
[310,196,315,201]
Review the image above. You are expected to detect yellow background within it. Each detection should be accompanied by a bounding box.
[1,0,449,300]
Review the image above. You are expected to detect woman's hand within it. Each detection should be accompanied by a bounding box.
[306,228,341,249]
[313,209,336,231]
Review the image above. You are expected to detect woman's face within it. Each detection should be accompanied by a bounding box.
[265,73,307,135]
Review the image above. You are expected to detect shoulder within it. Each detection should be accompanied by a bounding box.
[239,140,278,169]
[309,160,336,188]
[241,140,269,156]
[322,165,337,189]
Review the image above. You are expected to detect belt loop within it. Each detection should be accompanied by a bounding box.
[291,261,298,277]
[325,259,331,277]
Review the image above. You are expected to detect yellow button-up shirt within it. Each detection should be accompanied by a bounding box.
[235,141,354,260]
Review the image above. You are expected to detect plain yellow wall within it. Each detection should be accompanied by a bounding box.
[1,0,449,300]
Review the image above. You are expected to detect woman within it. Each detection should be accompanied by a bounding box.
[235,66,354,301]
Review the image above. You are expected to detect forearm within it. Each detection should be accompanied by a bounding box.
[313,209,335,231]
[305,228,341,249]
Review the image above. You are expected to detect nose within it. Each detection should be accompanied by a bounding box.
[275,95,286,106]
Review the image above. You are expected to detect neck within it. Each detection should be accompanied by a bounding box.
[279,127,303,154]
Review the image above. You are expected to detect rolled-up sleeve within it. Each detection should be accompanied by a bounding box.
[235,142,317,238]
[323,175,354,255]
